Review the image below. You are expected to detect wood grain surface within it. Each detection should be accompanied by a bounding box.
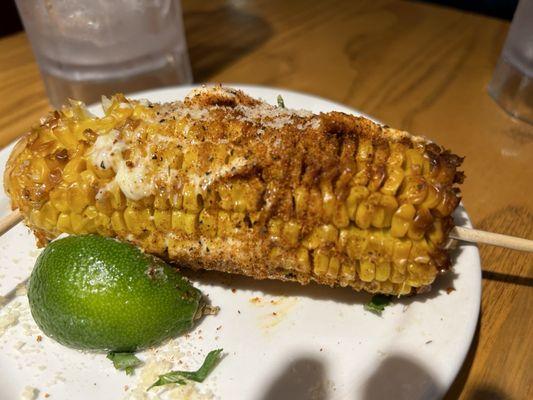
[0,0,531,398]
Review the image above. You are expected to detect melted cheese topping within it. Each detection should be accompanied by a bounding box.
[90,130,154,201]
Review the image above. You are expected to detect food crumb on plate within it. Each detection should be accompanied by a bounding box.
[123,355,215,400]
[20,386,38,400]
[0,300,21,337]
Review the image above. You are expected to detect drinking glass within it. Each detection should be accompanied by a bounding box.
[15,0,193,107]
[488,0,533,124]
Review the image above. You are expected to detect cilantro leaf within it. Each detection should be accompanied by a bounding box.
[107,352,143,375]
[148,349,223,390]
[364,294,392,315]
[277,95,285,108]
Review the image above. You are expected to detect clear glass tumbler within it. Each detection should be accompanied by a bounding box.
[15,0,193,107]
[488,0,533,125]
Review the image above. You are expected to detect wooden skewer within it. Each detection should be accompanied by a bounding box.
[0,210,22,236]
[450,226,533,252]
[0,210,532,252]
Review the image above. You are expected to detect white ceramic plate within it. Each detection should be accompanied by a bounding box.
[0,85,480,400]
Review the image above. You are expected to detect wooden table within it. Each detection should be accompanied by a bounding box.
[0,0,531,398]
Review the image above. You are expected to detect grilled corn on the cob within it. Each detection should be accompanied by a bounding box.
[3,86,464,295]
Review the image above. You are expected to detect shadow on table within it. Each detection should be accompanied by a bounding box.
[260,357,330,400]
[184,4,273,81]
[467,386,510,399]
[482,270,533,287]
[362,354,441,400]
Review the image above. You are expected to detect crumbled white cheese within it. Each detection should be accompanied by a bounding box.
[20,386,38,400]
[91,130,154,201]
[90,129,125,170]
[166,384,214,400]
[0,301,21,337]
[114,161,153,201]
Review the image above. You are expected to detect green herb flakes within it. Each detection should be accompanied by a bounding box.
[148,349,223,390]
[107,352,142,375]
[364,294,392,316]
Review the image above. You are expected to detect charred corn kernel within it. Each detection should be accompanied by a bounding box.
[198,209,217,237]
[356,138,373,168]
[379,280,394,294]
[342,227,368,259]
[110,211,127,233]
[393,238,412,267]
[428,219,445,245]
[282,221,301,247]
[56,212,72,232]
[62,158,86,183]
[124,207,152,235]
[391,204,416,237]
[340,262,356,285]
[269,247,283,261]
[326,256,341,279]
[397,283,412,295]
[390,268,405,284]
[153,209,171,231]
[217,211,231,236]
[67,182,93,213]
[320,180,335,221]
[182,148,198,170]
[373,195,398,228]
[172,210,196,234]
[38,203,57,230]
[375,262,391,282]
[381,168,404,196]
[183,183,201,212]
[313,249,329,277]
[268,219,284,241]
[400,177,428,205]
[29,158,50,183]
[154,192,170,210]
[233,179,262,212]
[170,192,183,209]
[83,205,98,220]
[70,213,87,234]
[295,247,310,272]
[294,187,309,217]
[421,185,440,209]
[303,225,338,249]
[359,259,375,282]
[5,88,463,296]
[308,187,323,217]
[405,149,424,175]
[333,204,350,228]
[346,186,369,220]
[49,189,69,212]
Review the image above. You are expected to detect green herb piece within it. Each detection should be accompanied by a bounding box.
[148,349,223,390]
[364,294,392,315]
[277,95,285,108]
[107,352,143,375]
